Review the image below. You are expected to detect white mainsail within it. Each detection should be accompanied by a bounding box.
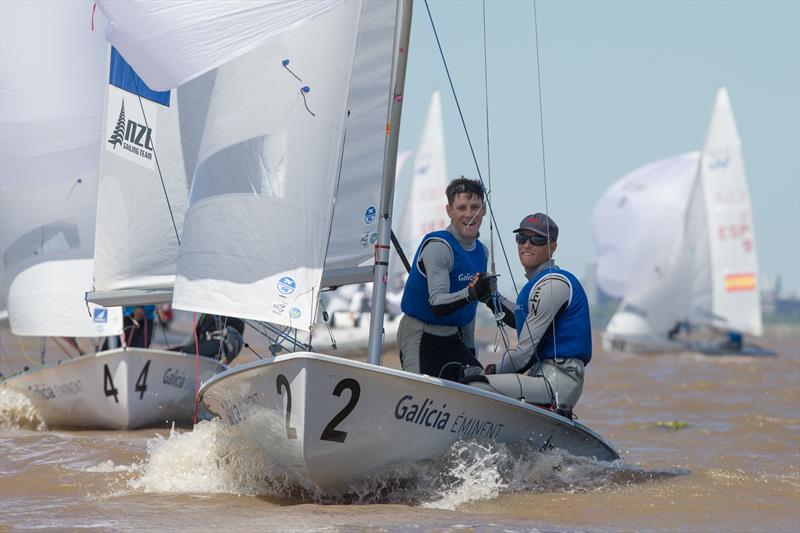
[94,1,398,312]
[171,2,364,330]
[595,87,763,345]
[0,0,121,337]
[323,0,403,285]
[699,87,762,335]
[90,48,195,305]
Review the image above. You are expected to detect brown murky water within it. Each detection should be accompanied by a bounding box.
[1,322,798,532]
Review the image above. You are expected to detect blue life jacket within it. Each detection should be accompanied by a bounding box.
[514,267,592,364]
[123,305,156,320]
[401,230,487,327]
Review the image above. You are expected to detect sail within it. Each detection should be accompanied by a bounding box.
[388,91,449,291]
[600,87,763,341]
[400,92,449,256]
[171,1,365,330]
[0,0,121,336]
[90,48,195,304]
[322,0,402,286]
[699,87,762,335]
[592,152,700,298]
[97,0,343,91]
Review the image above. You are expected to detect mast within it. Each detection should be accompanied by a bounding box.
[367,0,413,365]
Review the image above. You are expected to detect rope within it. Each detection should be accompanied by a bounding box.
[193,312,199,425]
[17,337,41,368]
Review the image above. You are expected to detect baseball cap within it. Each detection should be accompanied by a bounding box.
[512,213,558,241]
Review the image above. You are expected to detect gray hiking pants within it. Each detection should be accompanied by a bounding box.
[473,357,585,408]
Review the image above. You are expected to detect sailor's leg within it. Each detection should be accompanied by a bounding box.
[419,333,475,381]
[538,358,585,408]
[398,315,423,373]
[470,359,585,409]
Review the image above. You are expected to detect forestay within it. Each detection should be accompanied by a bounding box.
[0,0,121,337]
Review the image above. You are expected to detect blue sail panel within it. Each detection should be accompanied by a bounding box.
[108,47,170,107]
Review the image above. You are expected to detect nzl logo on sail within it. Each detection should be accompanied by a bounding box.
[104,86,159,170]
[107,98,155,163]
[104,48,170,170]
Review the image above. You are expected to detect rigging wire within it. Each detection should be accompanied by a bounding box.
[426,0,556,406]
[423,0,518,297]
[482,0,495,277]
[532,0,561,407]
[130,77,182,247]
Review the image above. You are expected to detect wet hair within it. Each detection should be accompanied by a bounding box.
[446,176,484,205]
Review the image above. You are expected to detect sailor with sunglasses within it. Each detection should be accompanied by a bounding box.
[482,213,592,417]
[398,177,495,381]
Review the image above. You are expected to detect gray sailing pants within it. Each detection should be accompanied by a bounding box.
[473,358,585,408]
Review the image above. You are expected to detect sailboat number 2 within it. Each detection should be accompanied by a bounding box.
[103,361,152,403]
[320,378,361,443]
[275,375,361,443]
[276,374,297,439]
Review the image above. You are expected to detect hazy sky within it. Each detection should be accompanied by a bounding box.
[394,0,800,296]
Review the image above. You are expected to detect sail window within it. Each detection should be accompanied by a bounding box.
[3,222,80,269]
[192,132,288,202]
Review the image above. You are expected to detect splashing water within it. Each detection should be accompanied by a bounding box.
[125,419,687,507]
[0,387,46,431]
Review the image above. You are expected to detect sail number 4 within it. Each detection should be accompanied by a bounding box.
[276,375,361,443]
[103,361,151,403]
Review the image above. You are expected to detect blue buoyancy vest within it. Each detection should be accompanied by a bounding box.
[401,230,488,327]
[514,267,592,364]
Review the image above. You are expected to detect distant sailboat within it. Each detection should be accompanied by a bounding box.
[389,90,450,291]
[593,87,772,355]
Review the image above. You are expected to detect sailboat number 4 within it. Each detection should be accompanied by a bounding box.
[275,375,361,443]
[103,364,119,403]
[103,361,152,403]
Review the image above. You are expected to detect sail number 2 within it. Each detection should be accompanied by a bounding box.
[275,375,361,443]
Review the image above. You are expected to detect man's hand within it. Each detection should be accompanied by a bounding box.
[468,272,494,302]
[484,364,496,375]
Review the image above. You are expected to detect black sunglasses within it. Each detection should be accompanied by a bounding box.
[515,233,550,246]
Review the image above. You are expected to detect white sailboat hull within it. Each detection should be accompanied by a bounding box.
[199,353,618,491]
[601,331,775,356]
[1,348,226,429]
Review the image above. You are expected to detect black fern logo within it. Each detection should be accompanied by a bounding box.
[108,101,125,149]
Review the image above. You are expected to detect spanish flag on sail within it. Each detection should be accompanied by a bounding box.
[725,272,756,292]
